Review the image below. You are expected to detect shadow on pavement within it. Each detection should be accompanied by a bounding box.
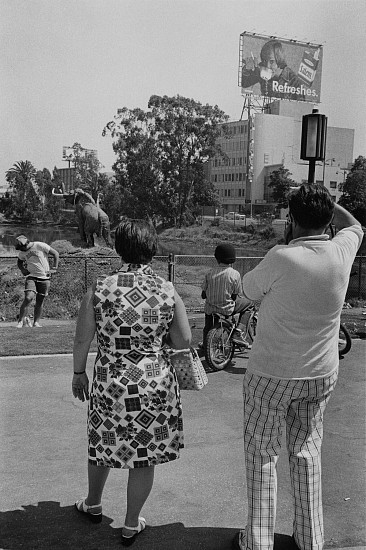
[0,502,302,550]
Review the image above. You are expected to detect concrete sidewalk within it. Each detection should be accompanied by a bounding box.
[0,342,365,550]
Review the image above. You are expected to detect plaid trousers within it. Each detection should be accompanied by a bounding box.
[240,369,338,550]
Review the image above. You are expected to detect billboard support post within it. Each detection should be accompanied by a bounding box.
[300,108,327,184]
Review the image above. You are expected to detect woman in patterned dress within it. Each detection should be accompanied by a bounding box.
[72,219,191,545]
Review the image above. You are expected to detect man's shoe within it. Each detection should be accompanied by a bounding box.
[16,321,23,328]
[232,330,251,348]
[33,321,42,328]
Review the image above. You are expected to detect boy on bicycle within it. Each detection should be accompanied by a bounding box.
[200,243,251,348]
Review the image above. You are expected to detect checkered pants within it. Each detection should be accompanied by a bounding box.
[240,369,338,550]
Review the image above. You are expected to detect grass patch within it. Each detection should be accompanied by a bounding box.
[0,321,203,356]
[1,309,364,357]
[0,324,97,356]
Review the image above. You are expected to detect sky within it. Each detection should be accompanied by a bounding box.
[1,0,366,181]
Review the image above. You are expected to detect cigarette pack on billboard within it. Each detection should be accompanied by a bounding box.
[239,32,323,103]
[298,48,320,86]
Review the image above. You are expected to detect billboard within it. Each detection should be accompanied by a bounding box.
[239,32,323,103]
[62,145,98,161]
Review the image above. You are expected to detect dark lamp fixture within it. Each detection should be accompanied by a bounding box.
[300,108,327,161]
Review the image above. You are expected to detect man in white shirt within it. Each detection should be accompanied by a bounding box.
[16,235,59,328]
[232,185,363,550]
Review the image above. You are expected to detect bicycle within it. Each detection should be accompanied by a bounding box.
[204,302,258,371]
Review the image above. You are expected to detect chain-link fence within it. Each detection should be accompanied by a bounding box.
[171,254,366,311]
[1,253,365,320]
[172,255,265,312]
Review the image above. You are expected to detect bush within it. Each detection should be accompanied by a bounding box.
[258,224,276,240]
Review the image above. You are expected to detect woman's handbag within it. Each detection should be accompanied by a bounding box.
[169,347,208,390]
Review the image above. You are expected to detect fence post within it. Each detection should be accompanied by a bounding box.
[168,253,175,284]
[358,255,362,299]
[84,258,88,293]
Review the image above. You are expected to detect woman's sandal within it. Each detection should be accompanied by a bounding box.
[75,497,102,524]
[121,517,146,546]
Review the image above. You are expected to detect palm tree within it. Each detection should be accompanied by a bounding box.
[6,160,36,183]
[5,160,39,221]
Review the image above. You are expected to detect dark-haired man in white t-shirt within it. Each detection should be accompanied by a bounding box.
[233,185,363,550]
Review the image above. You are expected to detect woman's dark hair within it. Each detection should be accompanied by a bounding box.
[288,184,334,229]
[260,40,287,69]
[114,219,157,263]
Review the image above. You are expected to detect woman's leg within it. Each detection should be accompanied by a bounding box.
[123,466,155,532]
[85,463,110,506]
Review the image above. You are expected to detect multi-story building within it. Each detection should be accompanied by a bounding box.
[208,100,354,216]
[208,119,250,215]
[57,167,76,192]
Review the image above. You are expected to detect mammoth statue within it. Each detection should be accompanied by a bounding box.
[52,186,112,248]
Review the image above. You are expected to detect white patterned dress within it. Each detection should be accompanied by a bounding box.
[88,263,184,468]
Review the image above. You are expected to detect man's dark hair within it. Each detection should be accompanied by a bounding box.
[288,184,334,229]
[214,243,236,264]
[115,219,157,263]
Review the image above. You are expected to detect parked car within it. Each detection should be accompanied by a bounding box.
[225,212,246,220]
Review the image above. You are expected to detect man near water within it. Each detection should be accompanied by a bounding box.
[15,235,59,328]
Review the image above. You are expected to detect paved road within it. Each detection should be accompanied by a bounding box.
[0,342,365,549]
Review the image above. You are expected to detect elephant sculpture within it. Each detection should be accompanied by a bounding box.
[52,187,112,248]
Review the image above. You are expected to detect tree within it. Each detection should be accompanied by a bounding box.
[103,94,228,226]
[68,142,106,201]
[6,160,36,184]
[268,166,297,209]
[5,160,40,221]
[338,155,366,225]
[35,168,52,214]
[38,167,65,222]
[101,177,124,227]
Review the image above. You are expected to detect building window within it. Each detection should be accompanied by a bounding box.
[214,175,217,182]
[330,180,337,188]
[228,189,231,197]
[224,189,227,197]
[232,158,235,166]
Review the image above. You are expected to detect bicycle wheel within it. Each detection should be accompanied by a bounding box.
[338,323,352,356]
[204,323,235,371]
[247,311,257,344]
